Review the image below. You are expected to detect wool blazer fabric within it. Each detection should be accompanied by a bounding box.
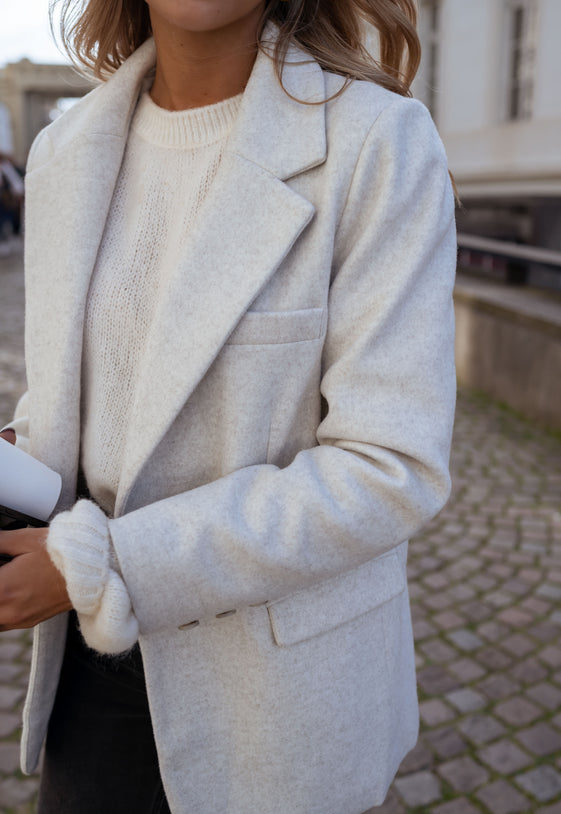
[13,29,457,814]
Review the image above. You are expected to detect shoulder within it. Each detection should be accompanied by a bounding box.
[319,73,449,191]
[324,72,445,161]
[26,39,157,174]
[25,83,105,173]
[317,73,454,255]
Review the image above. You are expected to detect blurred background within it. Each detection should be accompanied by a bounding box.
[0,1,560,812]
[412,0,561,434]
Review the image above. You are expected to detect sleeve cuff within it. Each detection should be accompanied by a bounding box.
[47,499,139,654]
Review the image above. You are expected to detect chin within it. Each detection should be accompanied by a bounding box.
[147,0,265,37]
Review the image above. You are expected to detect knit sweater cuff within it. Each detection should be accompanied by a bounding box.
[47,500,139,655]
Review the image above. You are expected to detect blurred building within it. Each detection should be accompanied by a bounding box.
[0,59,94,167]
[414,0,561,286]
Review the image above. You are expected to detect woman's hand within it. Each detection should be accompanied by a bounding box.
[0,526,72,630]
[0,427,72,629]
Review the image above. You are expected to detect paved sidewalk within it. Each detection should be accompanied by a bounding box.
[1,249,560,812]
[369,392,561,814]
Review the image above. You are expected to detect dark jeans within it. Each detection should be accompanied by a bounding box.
[37,613,171,814]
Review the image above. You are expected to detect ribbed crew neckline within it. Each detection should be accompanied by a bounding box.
[132,90,243,149]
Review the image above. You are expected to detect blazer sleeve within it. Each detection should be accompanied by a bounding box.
[108,97,457,635]
[2,392,30,453]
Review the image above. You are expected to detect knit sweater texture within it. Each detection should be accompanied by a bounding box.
[47,88,243,653]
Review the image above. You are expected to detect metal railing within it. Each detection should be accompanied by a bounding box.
[457,232,561,270]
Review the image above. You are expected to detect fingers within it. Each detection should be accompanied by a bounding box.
[0,527,49,558]
[0,429,16,445]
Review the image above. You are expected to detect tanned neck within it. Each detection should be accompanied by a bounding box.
[149,10,263,111]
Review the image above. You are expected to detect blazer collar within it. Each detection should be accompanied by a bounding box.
[229,27,327,179]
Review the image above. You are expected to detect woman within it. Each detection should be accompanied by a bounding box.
[0,0,457,812]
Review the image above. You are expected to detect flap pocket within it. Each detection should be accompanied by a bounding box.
[267,550,406,647]
[227,308,325,345]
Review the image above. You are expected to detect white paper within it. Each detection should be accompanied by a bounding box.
[0,439,62,521]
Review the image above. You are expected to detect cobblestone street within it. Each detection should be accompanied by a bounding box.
[1,248,560,813]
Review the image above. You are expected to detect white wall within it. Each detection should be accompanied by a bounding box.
[533,0,561,119]
[438,0,498,134]
[415,0,561,193]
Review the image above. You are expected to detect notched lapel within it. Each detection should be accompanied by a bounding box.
[229,33,328,181]
[24,134,128,507]
[116,153,315,514]
[23,40,157,504]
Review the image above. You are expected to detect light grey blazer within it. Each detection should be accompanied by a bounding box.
[13,30,456,814]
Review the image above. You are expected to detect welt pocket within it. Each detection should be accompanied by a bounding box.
[226,308,325,346]
[267,551,406,647]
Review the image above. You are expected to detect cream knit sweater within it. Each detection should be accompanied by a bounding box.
[47,88,242,654]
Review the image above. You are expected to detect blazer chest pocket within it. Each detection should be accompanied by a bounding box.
[267,550,406,647]
[226,308,325,346]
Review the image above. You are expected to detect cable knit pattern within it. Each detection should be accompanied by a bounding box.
[47,500,139,654]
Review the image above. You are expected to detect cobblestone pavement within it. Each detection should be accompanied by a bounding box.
[1,248,560,813]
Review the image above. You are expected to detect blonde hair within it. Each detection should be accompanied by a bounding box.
[50,0,420,96]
